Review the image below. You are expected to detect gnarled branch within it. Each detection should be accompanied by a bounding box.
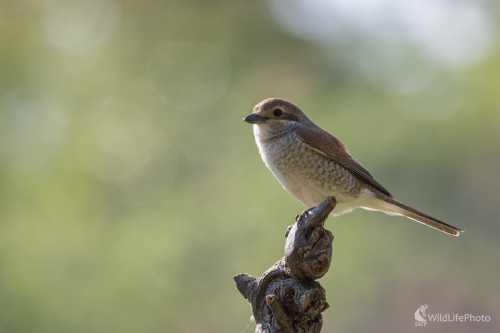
[234,196,336,333]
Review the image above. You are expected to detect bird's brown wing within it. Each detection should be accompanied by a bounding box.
[296,124,393,197]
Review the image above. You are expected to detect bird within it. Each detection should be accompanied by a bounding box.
[243,97,462,236]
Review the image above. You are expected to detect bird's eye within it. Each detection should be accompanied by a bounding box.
[273,109,283,117]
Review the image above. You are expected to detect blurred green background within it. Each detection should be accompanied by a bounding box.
[1,0,499,332]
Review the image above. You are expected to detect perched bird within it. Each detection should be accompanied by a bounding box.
[244,98,462,236]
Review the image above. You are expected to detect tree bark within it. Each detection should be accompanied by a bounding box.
[234,196,336,333]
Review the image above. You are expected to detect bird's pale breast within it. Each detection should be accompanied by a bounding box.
[256,130,362,209]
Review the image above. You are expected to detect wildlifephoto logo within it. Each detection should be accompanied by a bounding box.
[414,304,491,327]
[414,304,429,325]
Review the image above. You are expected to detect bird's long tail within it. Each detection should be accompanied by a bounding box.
[369,195,462,236]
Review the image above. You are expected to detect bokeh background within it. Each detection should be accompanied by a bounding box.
[1,0,499,332]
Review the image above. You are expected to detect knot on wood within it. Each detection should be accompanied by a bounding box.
[284,197,334,280]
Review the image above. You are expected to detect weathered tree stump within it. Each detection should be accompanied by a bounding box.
[234,196,336,333]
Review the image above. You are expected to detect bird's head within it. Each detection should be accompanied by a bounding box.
[243,98,310,140]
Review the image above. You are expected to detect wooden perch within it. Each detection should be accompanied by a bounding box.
[234,196,336,333]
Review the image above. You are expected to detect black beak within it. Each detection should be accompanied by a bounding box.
[243,114,268,124]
